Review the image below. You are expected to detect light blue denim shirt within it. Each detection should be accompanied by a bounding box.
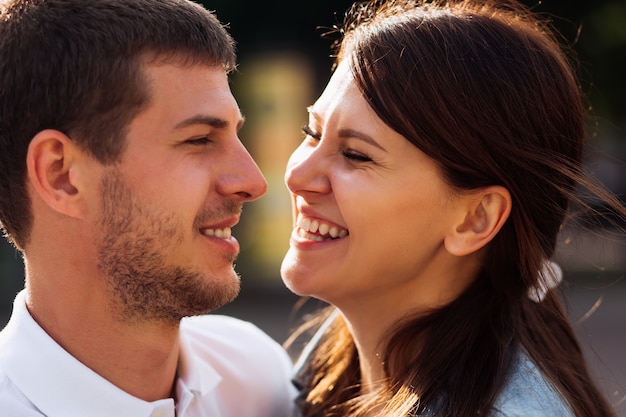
[293,311,574,417]
[490,349,574,417]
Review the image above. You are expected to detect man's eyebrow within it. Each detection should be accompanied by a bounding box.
[306,106,386,152]
[174,114,246,131]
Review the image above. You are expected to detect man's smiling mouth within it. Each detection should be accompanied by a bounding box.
[201,227,232,239]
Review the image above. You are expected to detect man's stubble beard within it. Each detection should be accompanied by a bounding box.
[96,169,240,325]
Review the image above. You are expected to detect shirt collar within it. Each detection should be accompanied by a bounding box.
[173,318,222,415]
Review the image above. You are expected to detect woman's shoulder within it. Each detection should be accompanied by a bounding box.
[491,349,574,417]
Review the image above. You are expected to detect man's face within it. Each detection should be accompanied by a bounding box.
[96,62,267,324]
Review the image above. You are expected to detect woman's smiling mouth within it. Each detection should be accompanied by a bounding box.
[296,216,349,241]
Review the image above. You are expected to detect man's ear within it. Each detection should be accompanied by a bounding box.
[444,186,511,256]
[26,129,87,218]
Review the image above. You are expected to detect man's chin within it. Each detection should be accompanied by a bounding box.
[190,272,241,314]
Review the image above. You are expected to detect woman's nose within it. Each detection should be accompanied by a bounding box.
[284,142,331,196]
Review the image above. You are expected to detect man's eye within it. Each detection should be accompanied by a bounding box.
[186,136,211,145]
[302,125,321,140]
[341,150,372,162]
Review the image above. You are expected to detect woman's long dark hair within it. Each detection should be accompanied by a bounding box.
[288,1,624,416]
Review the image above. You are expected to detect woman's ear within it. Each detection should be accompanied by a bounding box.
[26,129,87,219]
[444,186,511,256]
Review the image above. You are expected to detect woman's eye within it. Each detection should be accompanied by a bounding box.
[301,125,371,162]
[302,125,321,140]
[341,150,372,162]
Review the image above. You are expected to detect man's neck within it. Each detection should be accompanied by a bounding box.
[25,284,181,402]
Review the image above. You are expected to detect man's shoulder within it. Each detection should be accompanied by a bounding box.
[177,315,298,417]
[180,314,277,345]
[179,314,289,365]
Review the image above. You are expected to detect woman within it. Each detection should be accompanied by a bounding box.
[280,0,624,416]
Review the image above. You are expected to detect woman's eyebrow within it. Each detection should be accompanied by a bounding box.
[338,128,386,152]
[307,106,387,152]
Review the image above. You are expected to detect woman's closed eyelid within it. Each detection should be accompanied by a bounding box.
[341,149,372,162]
[301,125,372,162]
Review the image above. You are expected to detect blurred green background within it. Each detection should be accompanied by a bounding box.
[1,0,625,412]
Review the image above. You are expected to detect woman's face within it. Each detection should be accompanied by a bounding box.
[281,62,474,314]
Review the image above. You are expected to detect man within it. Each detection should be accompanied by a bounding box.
[0,0,296,416]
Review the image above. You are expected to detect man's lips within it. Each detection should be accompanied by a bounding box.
[200,227,232,238]
[199,216,239,239]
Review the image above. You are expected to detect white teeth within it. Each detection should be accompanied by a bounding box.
[328,227,348,238]
[296,216,348,240]
[299,231,326,241]
[302,217,311,231]
[202,227,232,239]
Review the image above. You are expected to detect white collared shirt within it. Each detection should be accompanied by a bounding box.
[0,291,297,417]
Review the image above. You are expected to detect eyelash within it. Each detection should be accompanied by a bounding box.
[301,125,372,163]
[341,150,371,162]
[301,125,320,140]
